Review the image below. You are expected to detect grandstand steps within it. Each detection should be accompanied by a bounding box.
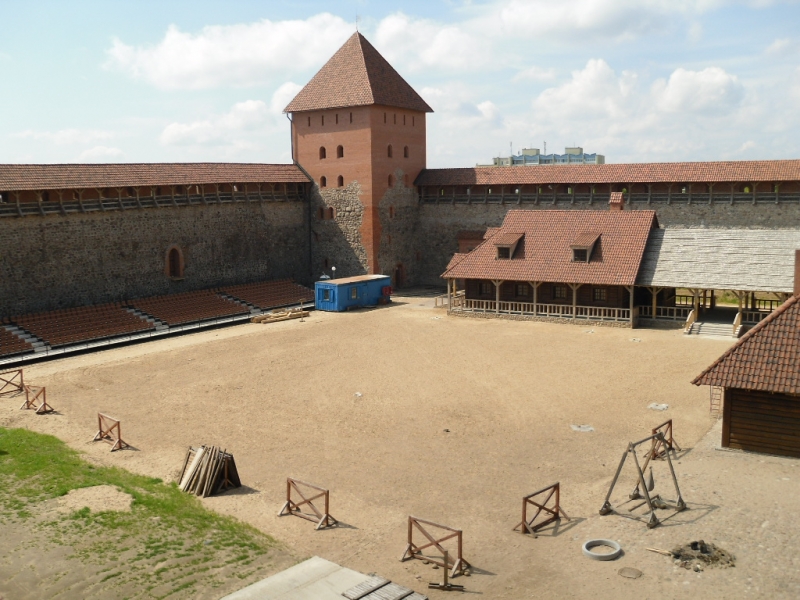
[3,324,48,352]
[217,293,262,314]
[125,307,169,331]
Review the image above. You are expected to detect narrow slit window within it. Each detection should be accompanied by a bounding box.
[403,146,409,158]
[388,144,393,158]
[320,176,327,188]
[319,147,327,159]
[337,145,344,158]
[337,175,344,187]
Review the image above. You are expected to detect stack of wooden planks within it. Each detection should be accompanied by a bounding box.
[178,446,241,497]
[251,307,309,324]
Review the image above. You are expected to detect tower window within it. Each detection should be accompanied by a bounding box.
[327,207,335,219]
[165,246,184,279]
[403,146,409,158]
[389,206,395,218]
[403,115,406,125]
[388,174,395,187]
[320,176,327,188]
[335,114,339,124]
[412,116,415,126]
[337,145,344,158]
[321,115,325,126]
[349,112,353,123]
[308,116,311,127]
[393,113,396,124]
[388,145,393,158]
[337,175,344,187]
[384,112,387,123]
[319,147,326,159]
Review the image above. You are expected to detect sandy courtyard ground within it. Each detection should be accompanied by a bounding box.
[3,294,799,599]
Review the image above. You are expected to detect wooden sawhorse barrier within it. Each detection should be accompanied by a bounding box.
[20,384,54,414]
[92,413,130,451]
[0,369,24,397]
[278,477,338,530]
[514,482,570,536]
[401,516,470,578]
[648,419,681,461]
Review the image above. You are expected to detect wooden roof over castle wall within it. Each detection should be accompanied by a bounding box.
[0,163,309,191]
[415,160,800,186]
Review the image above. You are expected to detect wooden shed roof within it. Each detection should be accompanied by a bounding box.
[693,294,800,394]
[637,228,800,292]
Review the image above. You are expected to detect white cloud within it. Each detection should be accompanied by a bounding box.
[493,0,722,41]
[160,100,270,146]
[654,67,743,114]
[533,59,639,121]
[512,66,557,82]
[105,14,353,89]
[12,128,114,145]
[77,146,124,162]
[270,82,303,114]
[374,12,489,71]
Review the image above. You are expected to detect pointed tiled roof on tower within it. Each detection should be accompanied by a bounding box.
[284,32,433,113]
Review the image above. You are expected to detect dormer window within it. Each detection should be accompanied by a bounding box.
[493,232,523,260]
[570,232,600,263]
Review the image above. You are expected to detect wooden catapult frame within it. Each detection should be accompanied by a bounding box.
[647,419,681,461]
[514,482,570,535]
[20,384,54,414]
[600,430,686,528]
[92,413,130,451]
[278,478,337,529]
[401,516,470,578]
[0,369,24,397]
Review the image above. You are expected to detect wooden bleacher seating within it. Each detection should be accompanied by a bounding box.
[129,289,248,326]
[221,279,314,310]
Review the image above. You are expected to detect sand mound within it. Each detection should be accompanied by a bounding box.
[57,485,133,514]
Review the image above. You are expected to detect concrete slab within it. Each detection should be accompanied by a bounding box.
[220,556,372,600]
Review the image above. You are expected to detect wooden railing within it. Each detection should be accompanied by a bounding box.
[674,295,694,307]
[733,311,743,336]
[455,300,630,321]
[753,298,781,311]
[638,305,692,320]
[742,310,769,324]
[434,290,465,308]
[684,309,697,333]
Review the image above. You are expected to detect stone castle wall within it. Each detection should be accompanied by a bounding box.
[311,182,368,278]
[0,201,309,317]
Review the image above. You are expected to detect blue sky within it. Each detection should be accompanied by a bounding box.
[2,0,800,167]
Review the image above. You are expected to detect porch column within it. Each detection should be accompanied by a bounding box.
[529,281,540,314]
[493,280,503,314]
[627,285,635,327]
[568,283,581,321]
[735,290,743,325]
[649,286,662,320]
[447,278,452,309]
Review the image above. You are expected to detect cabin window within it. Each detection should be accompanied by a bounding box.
[337,145,344,158]
[322,289,331,301]
[567,187,572,194]
[573,248,588,262]
[388,144,393,158]
[497,247,510,259]
[319,147,327,159]
[350,288,358,300]
[403,146,409,158]
[479,281,493,295]
[337,175,344,187]
[554,286,568,300]
[320,176,327,188]
[682,187,687,194]
[516,284,529,297]
[593,287,607,302]
[744,186,751,193]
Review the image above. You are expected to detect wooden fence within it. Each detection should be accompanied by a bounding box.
[514,482,570,536]
[92,413,130,451]
[278,478,338,530]
[0,369,24,397]
[401,516,470,577]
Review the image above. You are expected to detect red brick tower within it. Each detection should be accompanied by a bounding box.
[285,32,433,274]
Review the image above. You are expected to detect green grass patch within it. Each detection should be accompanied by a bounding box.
[0,427,282,598]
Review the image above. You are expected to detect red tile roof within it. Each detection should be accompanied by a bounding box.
[493,232,524,246]
[693,294,800,395]
[415,160,800,186]
[571,232,601,248]
[284,33,432,113]
[441,209,657,286]
[0,163,308,191]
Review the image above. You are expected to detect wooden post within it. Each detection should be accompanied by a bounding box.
[447,278,452,309]
[628,285,635,327]
[529,281,539,314]
[493,280,503,314]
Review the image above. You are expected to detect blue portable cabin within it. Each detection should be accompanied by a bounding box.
[315,274,392,312]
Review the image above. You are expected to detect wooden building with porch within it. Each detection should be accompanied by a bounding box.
[442,200,657,327]
[693,278,800,458]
